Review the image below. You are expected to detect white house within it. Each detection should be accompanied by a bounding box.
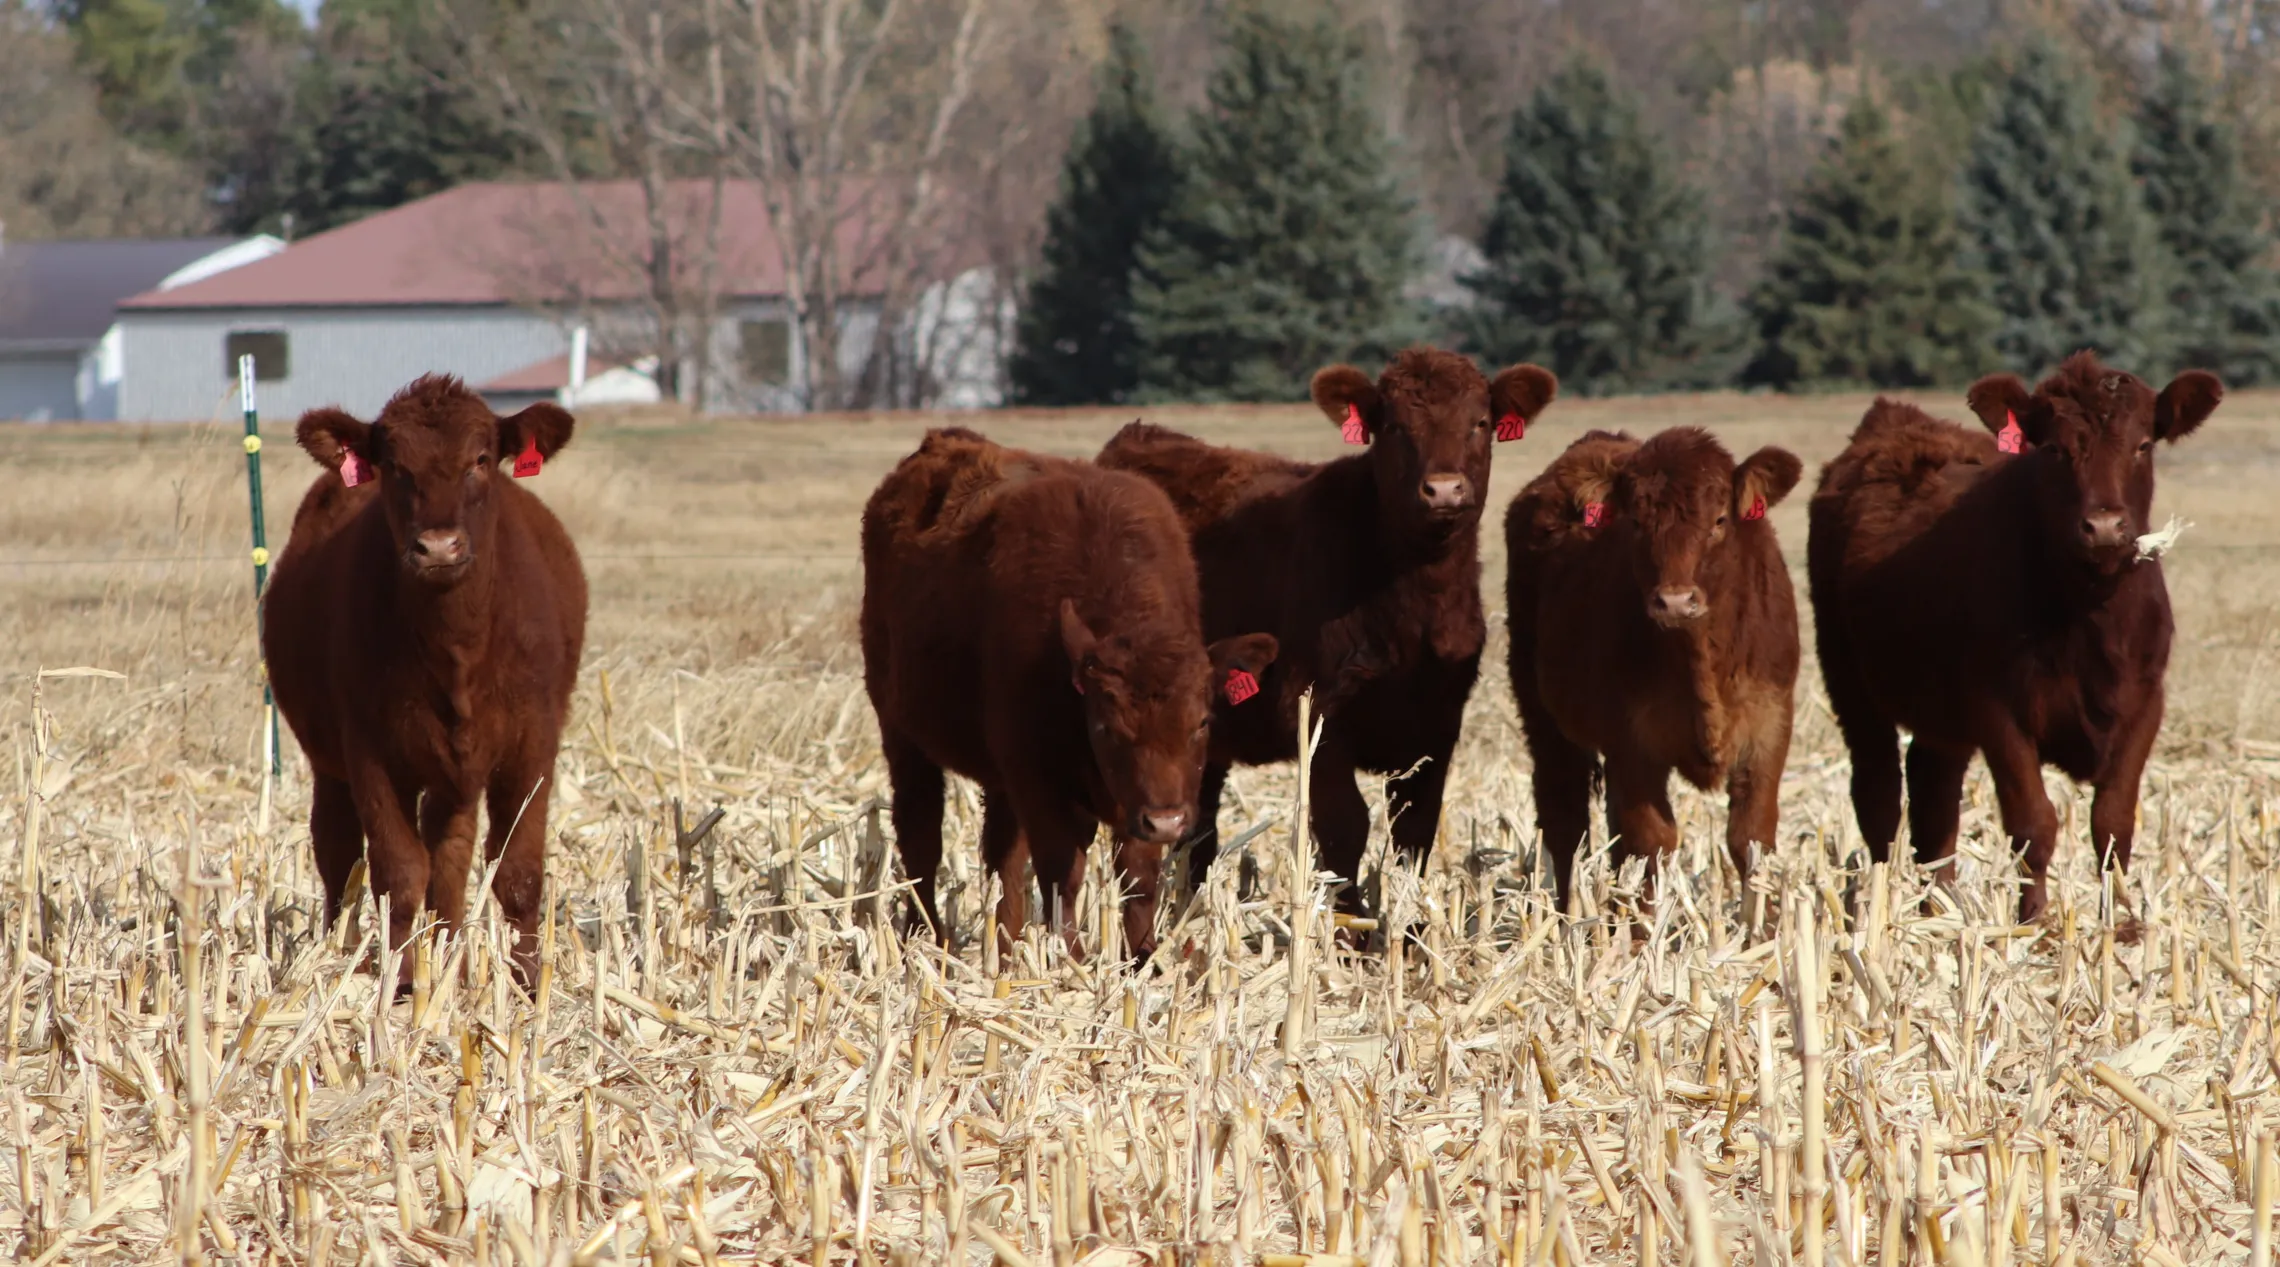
[0,233,282,420]
[477,327,664,413]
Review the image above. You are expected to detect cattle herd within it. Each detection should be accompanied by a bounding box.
[260,347,2222,982]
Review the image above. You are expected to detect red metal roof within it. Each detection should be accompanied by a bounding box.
[121,180,888,311]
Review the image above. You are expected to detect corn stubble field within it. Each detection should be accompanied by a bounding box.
[4,388,2280,1267]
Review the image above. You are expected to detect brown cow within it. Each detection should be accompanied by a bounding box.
[1098,349,1556,907]
[1505,428,1802,909]
[264,374,587,985]
[860,428,1276,959]
[1808,352,2222,924]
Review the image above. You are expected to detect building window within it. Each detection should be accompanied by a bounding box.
[226,331,289,382]
[739,319,791,385]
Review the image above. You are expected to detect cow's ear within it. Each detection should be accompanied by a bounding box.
[296,407,374,472]
[1567,431,1630,512]
[1965,373,2044,446]
[1059,599,1100,692]
[1489,364,1557,429]
[499,402,575,461]
[1733,447,1803,520]
[1311,365,1380,441]
[1207,633,1278,678]
[2155,370,2222,442]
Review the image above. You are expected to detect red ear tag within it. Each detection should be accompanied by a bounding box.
[1495,412,1526,442]
[512,435,544,478]
[1582,501,1606,529]
[1340,403,1369,445]
[339,451,365,488]
[1997,411,2024,455]
[1223,669,1260,706]
[1743,493,1766,521]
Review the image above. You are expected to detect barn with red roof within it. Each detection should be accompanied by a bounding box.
[112,180,899,420]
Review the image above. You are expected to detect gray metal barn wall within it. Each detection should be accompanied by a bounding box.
[706,299,881,412]
[0,354,81,422]
[115,306,568,422]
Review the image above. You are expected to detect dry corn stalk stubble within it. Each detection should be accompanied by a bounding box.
[11,626,2280,1266]
[3,403,2280,1267]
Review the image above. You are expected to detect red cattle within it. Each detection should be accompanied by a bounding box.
[1506,428,1802,909]
[860,428,1276,959]
[1098,349,1556,907]
[1808,352,2222,924]
[265,375,587,984]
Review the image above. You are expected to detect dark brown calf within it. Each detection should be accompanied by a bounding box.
[1506,428,1802,908]
[264,375,587,984]
[1808,352,2222,923]
[1099,348,1555,906]
[859,428,1275,959]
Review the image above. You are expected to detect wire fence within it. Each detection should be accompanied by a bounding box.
[18,544,2280,572]
[0,550,862,570]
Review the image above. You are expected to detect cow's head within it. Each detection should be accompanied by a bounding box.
[1313,349,1556,540]
[1967,353,2220,576]
[296,375,574,586]
[1606,428,1800,628]
[1061,598,1275,950]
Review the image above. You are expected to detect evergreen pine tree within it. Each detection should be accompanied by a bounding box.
[61,0,196,150]
[1007,26,1179,406]
[1744,94,1995,389]
[267,0,518,235]
[2132,42,2280,384]
[1462,60,1730,396]
[1131,7,1413,403]
[1958,38,2173,376]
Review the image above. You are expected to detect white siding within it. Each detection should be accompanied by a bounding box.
[118,300,887,421]
[911,268,1013,409]
[0,354,79,422]
[117,306,570,422]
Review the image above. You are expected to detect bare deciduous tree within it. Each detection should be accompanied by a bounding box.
[451,0,731,404]
[470,0,1059,410]
[625,0,1087,409]
[706,0,1018,408]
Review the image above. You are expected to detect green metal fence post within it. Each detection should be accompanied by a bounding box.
[240,354,280,776]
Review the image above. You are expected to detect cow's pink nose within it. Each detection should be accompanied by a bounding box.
[413,530,467,566]
[1650,587,1706,622]
[1136,807,1188,842]
[1420,475,1470,510]
[2080,509,2129,549]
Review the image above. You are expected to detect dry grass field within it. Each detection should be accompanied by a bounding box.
[3,385,2279,1267]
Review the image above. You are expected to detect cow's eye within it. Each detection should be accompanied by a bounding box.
[1475,417,1491,431]
[2137,440,2154,456]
